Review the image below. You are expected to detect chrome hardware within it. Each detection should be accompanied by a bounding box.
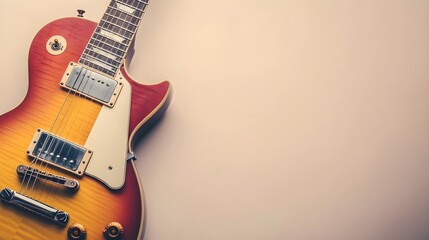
[103,222,124,240]
[67,223,87,240]
[51,39,61,51]
[16,165,80,191]
[126,152,136,161]
[0,188,69,225]
[27,129,92,176]
[46,35,67,55]
[59,62,124,107]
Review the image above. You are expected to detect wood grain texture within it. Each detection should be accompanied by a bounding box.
[123,66,171,150]
[0,17,170,240]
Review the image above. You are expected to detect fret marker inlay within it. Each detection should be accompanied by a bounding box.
[84,56,115,71]
[92,47,120,61]
[116,2,136,15]
[99,29,126,43]
[78,0,150,77]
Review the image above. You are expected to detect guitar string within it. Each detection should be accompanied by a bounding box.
[20,0,144,200]
[38,79,99,202]
[22,76,85,196]
[30,99,76,199]
[19,87,74,194]
[31,44,124,200]
[29,70,100,200]
[34,74,93,183]
[36,0,144,200]
[24,53,107,198]
[32,88,89,199]
[47,96,98,206]
[43,65,120,204]
[23,63,98,197]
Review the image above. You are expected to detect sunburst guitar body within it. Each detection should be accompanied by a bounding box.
[0,1,171,240]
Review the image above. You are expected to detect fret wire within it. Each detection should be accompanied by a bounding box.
[87,42,125,60]
[107,7,141,25]
[99,20,128,37]
[90,39,127,56]
[92,33,128,49]
[100,19,135,35]
[83,48,122,65]
[86,43,125,60]
[81,54,115,69]
[103,12,138,28]
[99,22,130,40]
[102,15,137,34]
[78,59,116,76]
[107,6,143,20]
[136,0,149,10]
[104,12,138,27]
[79,0,151,76]
[90,29,129,51]
[116,0,148,13]
[81,52,120,69]
[86,46,123,62]
[80,56,118,73]
[127,0,149,4]
[88,43,125,58]
[97,25,132,41]
[115,0,142,12]
[108,6,142,20]
[99,26,132,43]
[79,57,116,76]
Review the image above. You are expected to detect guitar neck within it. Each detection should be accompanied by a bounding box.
[79,0,149,77]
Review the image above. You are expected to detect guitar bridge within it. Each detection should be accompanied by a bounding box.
[27,129,93,176]
[17,165,80,191]
[0,188,69,225]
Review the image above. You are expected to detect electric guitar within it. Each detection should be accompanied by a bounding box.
[0,1,171,239]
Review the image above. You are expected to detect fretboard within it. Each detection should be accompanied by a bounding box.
[79,0,149,77]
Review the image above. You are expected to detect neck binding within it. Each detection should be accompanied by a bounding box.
[78,0,149,77]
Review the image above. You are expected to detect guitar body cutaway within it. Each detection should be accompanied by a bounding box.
[0,17,171,240]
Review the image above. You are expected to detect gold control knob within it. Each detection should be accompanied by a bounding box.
[67,223,87,240]
[103,222,124,240]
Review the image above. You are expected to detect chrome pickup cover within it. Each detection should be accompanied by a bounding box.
[59,62,124,107]
[27,129,93,176]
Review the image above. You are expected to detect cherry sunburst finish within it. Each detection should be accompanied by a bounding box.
[0,1,171,240]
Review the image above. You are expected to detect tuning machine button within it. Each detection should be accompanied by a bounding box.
[103,222,124,240]
[77,9,85,17]
[67,223,87,240]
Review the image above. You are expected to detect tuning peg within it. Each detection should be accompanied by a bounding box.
[77,9,85,17]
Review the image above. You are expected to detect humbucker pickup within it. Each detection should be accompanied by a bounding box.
[27,129,93,176]
[59,62,124,107]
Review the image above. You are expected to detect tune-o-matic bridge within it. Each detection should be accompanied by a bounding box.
[0,188,69,225]
[59,62,124,107]
[16,165,80,191]
[27,129,93,176]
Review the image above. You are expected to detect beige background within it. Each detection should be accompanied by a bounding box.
[2,1,429,240]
